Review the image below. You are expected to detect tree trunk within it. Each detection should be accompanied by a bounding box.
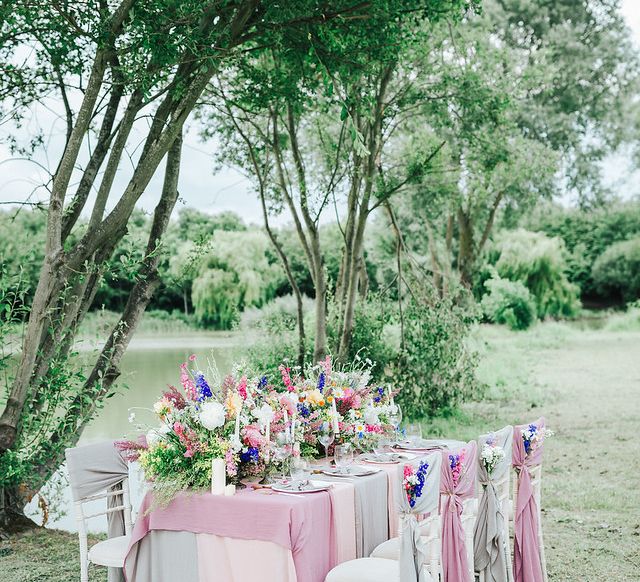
[457,207,475,287]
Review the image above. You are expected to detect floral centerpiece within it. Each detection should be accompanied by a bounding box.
[448,448,467,487]
[276,356,398,454]
[117,357,284,503]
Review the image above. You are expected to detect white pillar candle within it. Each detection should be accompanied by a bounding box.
[211,458,226,495]
[265,420,271,463]
[290,417,296,441]
[224,484,236,496]
[284,409,289,432]
[331,398,340,435]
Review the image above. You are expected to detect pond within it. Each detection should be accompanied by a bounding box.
[25,331,247,533]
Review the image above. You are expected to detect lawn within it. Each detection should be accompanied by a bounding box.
[1,321,639,581]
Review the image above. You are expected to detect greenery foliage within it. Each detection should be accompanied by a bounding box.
[591,237,640,303]
[486,229,581,319]
[481,277,537,330]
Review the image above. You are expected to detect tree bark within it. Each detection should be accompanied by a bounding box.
[457,207,475,286]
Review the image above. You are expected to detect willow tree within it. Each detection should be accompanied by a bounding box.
[200,0,478,364]
[0,0,425,534]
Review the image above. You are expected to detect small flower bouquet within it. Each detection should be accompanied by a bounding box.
[480,435,506,475]
[521,423,553,455]
[403,460,429,508]
[449,448,467,487]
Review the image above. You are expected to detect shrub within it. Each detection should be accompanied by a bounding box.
[481,277,536,330]
[392,296,481,421]
[591,237,640,303]
[492,229,580,318]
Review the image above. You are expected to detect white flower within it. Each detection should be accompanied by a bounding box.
[230,435,242,452]
[364,407,379,425]
[128,412,136,423]
[253,403,275,428]
[199,401,226,430]
[146,429,162,447]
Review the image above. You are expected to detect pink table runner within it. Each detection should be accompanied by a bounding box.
[125,488,337,582]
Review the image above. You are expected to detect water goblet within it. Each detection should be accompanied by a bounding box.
[318,423,335,461]
[334,444,354,474]
[290,456,309,482]
[405,422,423,444]
[274,432,291,481]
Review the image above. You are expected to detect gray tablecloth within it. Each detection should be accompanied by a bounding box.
[315,468,389,557]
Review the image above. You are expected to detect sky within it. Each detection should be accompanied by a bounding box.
[1,1,640,223]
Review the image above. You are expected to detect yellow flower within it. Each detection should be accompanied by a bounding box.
[225,392,243,418]
[306,389,324,405]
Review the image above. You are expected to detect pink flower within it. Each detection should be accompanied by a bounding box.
[225,448,238,477]
[180,363,197,400]
[238,375,248,400]
[279,394,296,416]
[188,354,197,361]
[279,364,294,391]
[242,424,266,448]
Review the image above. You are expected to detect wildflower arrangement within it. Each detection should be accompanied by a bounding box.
[116,356,283,503]
[448,448,467,488]
[521,423,554,455]
[277,356,397,453]
[480,434,506,475]
[403,460,429,508]
[116,354,401,502]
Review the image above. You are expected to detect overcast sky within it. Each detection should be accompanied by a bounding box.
[1,1,640,224]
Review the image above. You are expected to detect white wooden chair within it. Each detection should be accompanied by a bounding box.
[73,476,133,582]
[513,463,548,582]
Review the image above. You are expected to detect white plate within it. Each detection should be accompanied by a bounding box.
[320,466,380,477]
[394,439,465,451]
[271,481,330,494]
[359,452,416,464]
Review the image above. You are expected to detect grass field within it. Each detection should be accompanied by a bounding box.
[1,320,639,581]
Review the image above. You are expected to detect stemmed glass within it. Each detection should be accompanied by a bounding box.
[334,444,354,474]
[405,422,423,444]
[290,456,309,482]
[373,436,391,460]
[318,422,335,461]
[388,404,402,443]
[273,431,291,481]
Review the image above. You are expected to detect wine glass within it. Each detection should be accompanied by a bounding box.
[318,422,335,461]
[334,444,354,474]
[373,436,391,459]
[388,404,402,443]
[290,456,309,482]
[405,422,423,444]
[274,432,291,481]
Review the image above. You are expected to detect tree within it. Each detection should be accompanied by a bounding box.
[1,0,429,534]
[385,0,638,289]
[200,1,477,363]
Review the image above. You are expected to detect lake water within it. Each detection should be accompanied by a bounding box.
[25,331,246,533]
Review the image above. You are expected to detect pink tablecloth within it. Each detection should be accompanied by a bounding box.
[125,488,337,582]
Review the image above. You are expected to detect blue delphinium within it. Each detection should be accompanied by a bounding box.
[297,402,311,418]
[317,372,325,392]
[195,373,212,401]
[240,447,260,463]
[258,375,268,390]
[373,386,385,403]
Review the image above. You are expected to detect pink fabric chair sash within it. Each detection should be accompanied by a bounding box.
[512,417,545,582]
[440,440,477,582]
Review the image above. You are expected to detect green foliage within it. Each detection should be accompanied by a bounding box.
[526,201,640,301]
[591,237,640,303]
[481,277,536,330]
[393,296,481,421]
[489,229,581,319]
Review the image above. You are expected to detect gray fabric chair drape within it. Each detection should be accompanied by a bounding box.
[396,451,442,582]
[473,425,514,582]
[66,441,130,582]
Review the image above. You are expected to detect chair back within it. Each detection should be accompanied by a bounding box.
[66,442,132,582]
[439,440,478,582]
[474,425,514,582]
[396,451,442,582]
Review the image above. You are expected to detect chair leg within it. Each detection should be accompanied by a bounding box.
[538,520,548,582]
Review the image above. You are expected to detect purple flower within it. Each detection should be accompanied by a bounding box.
[317,372,325,392]
[195,373,212,401]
